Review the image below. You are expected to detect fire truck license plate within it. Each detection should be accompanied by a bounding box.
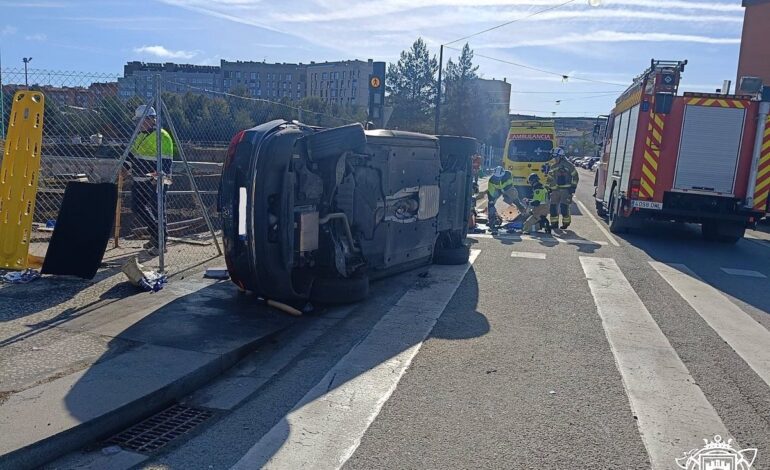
[632,200,663,210]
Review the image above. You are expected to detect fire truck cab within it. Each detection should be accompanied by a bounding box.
[594,59,770,243]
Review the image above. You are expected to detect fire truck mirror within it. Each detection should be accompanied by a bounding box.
[592,123,602,142]
[654,92,674,114]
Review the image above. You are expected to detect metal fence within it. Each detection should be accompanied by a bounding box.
[1,67,504,275]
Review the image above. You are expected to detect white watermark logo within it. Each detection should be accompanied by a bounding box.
[676,435,757,470]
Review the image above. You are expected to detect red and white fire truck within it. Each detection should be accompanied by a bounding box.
[594,59,770,243]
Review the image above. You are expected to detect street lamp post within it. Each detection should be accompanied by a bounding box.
[22,57,32,88]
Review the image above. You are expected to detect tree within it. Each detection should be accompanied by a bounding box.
[442,43,479,136]
[386,38,438,133]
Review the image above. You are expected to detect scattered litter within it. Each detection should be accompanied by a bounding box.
[101,445,121,456]
[302,303,315,314]
[204,267,229,280]
[549,390,557,395]
[486,369,497,374]
[27,254,45,269]
[418,271,430,278]
[261,298,302,317]
[1,269,41,284]
[31,346,43,351]
[121,257,167,293]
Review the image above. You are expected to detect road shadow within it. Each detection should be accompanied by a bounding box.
[616,219,770,317]
[0,251,147,327]
[44,260,484,469]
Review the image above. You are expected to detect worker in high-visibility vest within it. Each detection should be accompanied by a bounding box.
[125,105,174,256]
[544,147,578,230]
[522,173,551,234]
[487,166,526,234]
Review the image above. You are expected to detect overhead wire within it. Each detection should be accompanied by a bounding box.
[445,0,578,46]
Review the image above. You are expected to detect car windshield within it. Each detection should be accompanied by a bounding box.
[507,140,553,162]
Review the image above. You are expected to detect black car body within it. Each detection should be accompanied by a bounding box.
[219,120,475,304]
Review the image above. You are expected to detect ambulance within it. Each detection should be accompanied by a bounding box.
[502,120,557,197]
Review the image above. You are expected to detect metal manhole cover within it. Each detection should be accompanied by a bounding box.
[106,404,213,453]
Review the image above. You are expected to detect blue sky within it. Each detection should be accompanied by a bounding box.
[0,0,745,116]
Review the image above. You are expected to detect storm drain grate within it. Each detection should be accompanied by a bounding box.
[106,404,213,453]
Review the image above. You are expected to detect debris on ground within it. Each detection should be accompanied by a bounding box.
[204,267,229,280]
[418,272,430,278]
[121,257,167,293]
[264,299,303,317]
[1,269,41,284]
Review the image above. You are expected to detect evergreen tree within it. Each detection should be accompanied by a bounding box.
[386,38,438,133]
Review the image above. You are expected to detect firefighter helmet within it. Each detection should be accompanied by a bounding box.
[492,166,505,178]
[551,147,566,159]
[528,173,540,185]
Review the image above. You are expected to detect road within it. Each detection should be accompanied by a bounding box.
[52,169,770,470]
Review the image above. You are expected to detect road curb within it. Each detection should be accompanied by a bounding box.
[0,323,289,470]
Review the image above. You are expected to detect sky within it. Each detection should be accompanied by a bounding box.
[0,0,746,117]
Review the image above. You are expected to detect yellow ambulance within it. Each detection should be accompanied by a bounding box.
[502,120,557,197]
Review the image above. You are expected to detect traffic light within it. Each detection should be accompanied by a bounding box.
[368,61,385,128]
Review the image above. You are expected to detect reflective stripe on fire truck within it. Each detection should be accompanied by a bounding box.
[684,97,746,109]
[753,115,770,212]
[639,111,666,199]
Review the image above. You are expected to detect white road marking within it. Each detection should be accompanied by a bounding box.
[720,267,767,279]
[469,233,607,246]
[651,262,770,387]
[575,199,620,247]
[511,251,546,259]
[231,250,481,470]
[581,257,731,469]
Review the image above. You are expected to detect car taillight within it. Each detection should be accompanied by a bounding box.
[630,179,641,199]
[225,130,246,167]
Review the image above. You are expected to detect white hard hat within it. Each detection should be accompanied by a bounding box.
[551,147,566,158]
[493,166,505,178]
[134,105,157,120]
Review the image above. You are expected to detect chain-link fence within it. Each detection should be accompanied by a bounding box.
[1,67,504,275]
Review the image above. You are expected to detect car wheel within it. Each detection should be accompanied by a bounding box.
[433,245,471,265]
[305,124,367,161]
[310,274,370,304]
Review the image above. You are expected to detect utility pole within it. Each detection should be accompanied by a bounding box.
[434,45,444,135]
[22,57,32,88]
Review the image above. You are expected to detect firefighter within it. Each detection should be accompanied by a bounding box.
[487,166,526,234]
[522,173,551,234]
[545,147,578,230]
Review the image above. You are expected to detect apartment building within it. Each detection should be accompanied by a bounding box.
[117,61,220,100]
[307,59,374,106]
[220,60,307,100]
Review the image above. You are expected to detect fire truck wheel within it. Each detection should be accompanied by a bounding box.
[608,191,628,234]
[702,221,744,244]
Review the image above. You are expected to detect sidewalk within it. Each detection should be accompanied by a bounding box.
[0,262,295,470]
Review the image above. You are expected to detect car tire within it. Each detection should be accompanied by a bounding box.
[310,274,370,304]
[433,245,471,265]
[305,124,366,161]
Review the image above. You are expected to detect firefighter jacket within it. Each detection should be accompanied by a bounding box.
[546,159,579,190]
[487,171,514,201]
[530,182,548,207]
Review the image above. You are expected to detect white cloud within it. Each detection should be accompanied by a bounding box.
[477,31,741,49]
[1,25,18,36]
[25,33,47,41]
[133,45,198,59]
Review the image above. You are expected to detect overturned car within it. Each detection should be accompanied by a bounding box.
[219,120,475,304]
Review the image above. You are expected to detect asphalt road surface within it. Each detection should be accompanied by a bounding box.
[55,169,770,470]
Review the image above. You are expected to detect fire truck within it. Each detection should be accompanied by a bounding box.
[594,59,770,243]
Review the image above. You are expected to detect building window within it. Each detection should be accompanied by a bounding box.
[251,72,256,80]
[224,79,231,87]
[257,80,261,88]
[322,72,328,80]
[352,79,357,88]
[297,83,301,91]
[283,82,287,89]
[331,89,337,97]
[286,73,292,81]
[236,71,241,79]
[257,89,262,96]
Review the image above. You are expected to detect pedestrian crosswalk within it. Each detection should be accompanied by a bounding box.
[581,257,732,469]
[229,252,768,470]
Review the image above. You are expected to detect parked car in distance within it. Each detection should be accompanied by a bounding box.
[219,120,476,305]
